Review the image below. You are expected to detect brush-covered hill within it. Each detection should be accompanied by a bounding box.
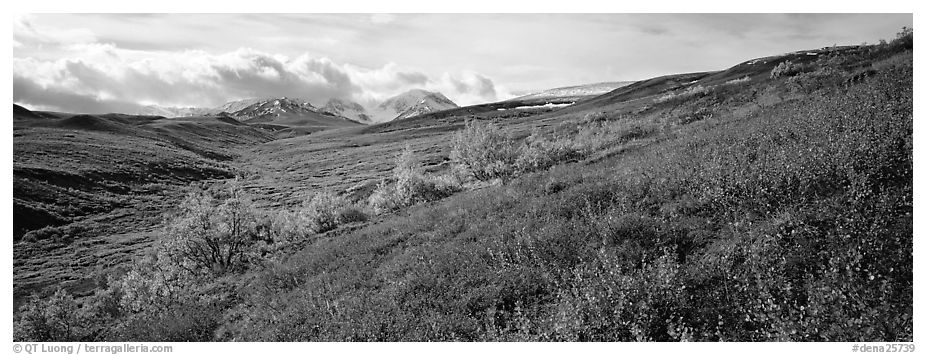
[211,35,912,342]
[12,105,276,307]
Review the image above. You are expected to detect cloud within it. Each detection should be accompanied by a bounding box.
[370,14,396,25]
[13,14,511,113]
[14,14,97,48]
[13,39,506,114]
[430,71,505,106]
[14,74,146,114]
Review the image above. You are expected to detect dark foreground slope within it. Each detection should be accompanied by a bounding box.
[13,33,912,342]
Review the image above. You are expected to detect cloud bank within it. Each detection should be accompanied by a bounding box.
[13,16,509,114]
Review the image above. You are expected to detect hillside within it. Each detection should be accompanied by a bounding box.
[509,81,635,104]
[12,31,913,343]
[217,38,913,342]
[12,106,276,307]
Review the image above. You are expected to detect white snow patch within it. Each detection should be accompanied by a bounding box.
[512,102,573,110]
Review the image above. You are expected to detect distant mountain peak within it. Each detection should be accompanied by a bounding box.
[322,98,371,123]
[372,89,458,122]
[228,97,320,121]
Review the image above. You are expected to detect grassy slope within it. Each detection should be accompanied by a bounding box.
[221,48,912,341]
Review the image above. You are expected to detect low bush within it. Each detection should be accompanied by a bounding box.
[449,120,519,181]
[21,223,90,243]
[770,60,816,79]
[369,180,402,215]
[515,129,584,173]
[369,147,462,215]
[304,192,351,233]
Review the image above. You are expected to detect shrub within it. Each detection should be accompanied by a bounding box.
[112,259,233,341]
[770,60,816,79]
[14,289,88,341]
[21,224,90,243]
[259,210,311,256]
[338,206,369,224]
[450,120,518,181]
[369,180,402,215]
[784,67,846,94]
[724,76,751,85]
[581,112,610,124]
[304,192,351,233]
[654,84,711,105]
[573,118,659,152]
[368,147,462,215]
[515,129,583,172]
[160,183,264,275]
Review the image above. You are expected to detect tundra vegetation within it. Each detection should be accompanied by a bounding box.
[14,29,912,342]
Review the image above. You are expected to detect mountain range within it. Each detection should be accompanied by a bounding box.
[134,89,460,124]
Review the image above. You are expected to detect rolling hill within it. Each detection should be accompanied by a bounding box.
[508,81,635,104]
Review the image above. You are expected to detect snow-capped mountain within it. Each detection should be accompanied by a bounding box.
[130,91,457,124]
[371,89,458,122]
[227,97,320,121]
[322,98,372,123]
[212,98,267,115]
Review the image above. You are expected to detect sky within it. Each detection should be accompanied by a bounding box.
[12,13,913,114]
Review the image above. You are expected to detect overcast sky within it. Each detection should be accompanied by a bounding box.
[12,13,912,113]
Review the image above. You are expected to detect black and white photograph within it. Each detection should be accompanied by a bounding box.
[7,4,918,352]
